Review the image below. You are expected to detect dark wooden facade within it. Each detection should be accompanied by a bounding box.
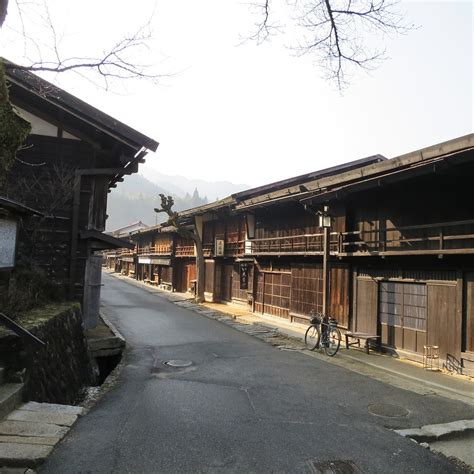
[110,134,474,373]
[3,65,157,324]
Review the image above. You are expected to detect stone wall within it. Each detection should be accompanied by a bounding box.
[0,302,94,405]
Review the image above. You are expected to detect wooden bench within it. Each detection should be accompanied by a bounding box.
[345,332,381,354]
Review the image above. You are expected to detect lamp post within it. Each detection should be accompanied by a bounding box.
[318,205,331,322]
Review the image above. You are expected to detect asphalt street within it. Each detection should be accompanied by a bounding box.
[40,273,474,473]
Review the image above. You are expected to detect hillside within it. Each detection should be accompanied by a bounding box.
[106,173,249,231]
[141,169,250,202]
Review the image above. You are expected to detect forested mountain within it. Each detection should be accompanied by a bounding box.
[106,173,249,231]
[142,169,250,202]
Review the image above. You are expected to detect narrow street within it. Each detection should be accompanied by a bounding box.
[41,273,472,473]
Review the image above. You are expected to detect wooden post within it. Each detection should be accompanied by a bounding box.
[322,224,330,320]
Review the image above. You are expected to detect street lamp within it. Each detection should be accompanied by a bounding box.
[318,206,331,322]
[318,205,331,229]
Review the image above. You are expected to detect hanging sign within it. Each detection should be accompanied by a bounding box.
[215,239,225,257]
[239,263,249,290]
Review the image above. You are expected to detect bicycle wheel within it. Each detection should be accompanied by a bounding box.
[305,325,320,351]
[324,327,341,356]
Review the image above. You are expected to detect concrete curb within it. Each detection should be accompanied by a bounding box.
[395,419,474,440]
[99,312,126,345]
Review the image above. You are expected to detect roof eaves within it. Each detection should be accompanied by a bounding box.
[237,134,474,211]
[178,196,235,217]
[0,196,43,216]
[4,60,159,153]
[301,136,474,204]
[233,154,386,202]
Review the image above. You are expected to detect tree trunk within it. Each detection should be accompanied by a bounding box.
[0,0,8,28]
[193,230,205,303]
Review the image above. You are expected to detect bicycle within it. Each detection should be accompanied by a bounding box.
[304,310,341,356]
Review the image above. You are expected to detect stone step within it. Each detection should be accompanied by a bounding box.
[0,402,83,469]
[0,385,23,421]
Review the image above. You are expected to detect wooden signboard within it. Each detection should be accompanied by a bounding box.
[240,263,249,290]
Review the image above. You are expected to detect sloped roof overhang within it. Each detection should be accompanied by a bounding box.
[0,196,43,217]
[80,230,135,250]
[301,134,474,205]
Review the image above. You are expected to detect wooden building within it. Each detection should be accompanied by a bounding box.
[104,221,149,272]
[131,225,176,289]
[182,135,474,371]
[3,64,158,325]
[108,134,474,372]
[297,134,474,369]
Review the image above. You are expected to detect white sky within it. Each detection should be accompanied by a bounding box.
[2,0,473,188]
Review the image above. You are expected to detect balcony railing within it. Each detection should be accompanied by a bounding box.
[138,245,172,256]
[243,219,474,257]
[116,248,135,256]
[224,241,245,256]
[341,219,474,256]
[245,233,340,256]
[175,245,195,257]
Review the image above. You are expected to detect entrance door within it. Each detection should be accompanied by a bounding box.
[221,264,233,302]
[254,271,291,319]
[379,281,427,354]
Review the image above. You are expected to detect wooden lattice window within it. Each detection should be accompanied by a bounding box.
[379,282,427,332]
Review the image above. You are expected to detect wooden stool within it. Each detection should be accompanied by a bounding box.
[423,345,440,371]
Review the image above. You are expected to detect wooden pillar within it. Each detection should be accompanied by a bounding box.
[322,225,330,320]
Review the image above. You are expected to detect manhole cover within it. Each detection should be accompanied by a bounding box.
[307,460,363,474]
[163,360,193,368]
[368,403,409,418]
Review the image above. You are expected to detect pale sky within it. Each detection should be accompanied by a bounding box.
[2,0,473,188]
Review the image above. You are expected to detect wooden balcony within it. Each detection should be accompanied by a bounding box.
[245,233,339,256]
[116,248,135,256]
[138,245,172,256]
[244,219,474,257]
[224,241,245,257]
[341,219,474,256]
[201,241,245,258]
[175,245,195,257]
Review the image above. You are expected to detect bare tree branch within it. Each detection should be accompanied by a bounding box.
[2,0,169,90]
[247,0,413,88]
[3,24,167,87]
[241,0,284,45]
[154,194,205,303]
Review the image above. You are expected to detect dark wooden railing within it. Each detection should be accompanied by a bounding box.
[138,245,172,256]
[245,233,340,255]
[116,248,135,256]
[224,241,245,256]
[341,219,474,256]
[175,245,195,257]
[243,219,474,257]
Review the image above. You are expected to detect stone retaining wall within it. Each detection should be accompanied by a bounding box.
[0,302,94,405]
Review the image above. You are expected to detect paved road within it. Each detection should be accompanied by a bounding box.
[41,273,473,473]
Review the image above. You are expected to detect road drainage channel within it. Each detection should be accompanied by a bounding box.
[163,360,193,368]
[151,359,195,376]
[94,353,122,385]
